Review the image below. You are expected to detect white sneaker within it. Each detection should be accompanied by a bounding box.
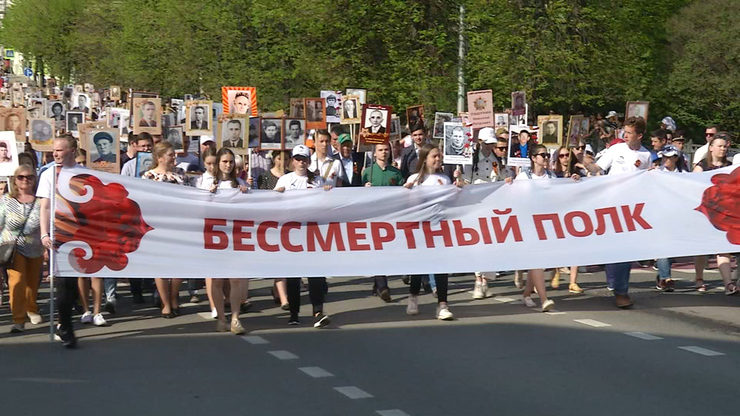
[406,295,419,315]
[541,299,555,312]
[473,282,484,299]
[480,280,488,298]
[93,313,107,326]
[211,308,218,319]
[27,311,43,325]
[523,296,536,308]
[436,304,454,320]
[80,311,93,324]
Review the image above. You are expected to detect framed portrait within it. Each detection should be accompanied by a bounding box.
[259,118,283,150]
[511,91,527,116]
[360,104,392,145]
[289,98,305,118]
[218,114,248,150]
[433,112,454,139]
[0,131,20,177]
[442,121,474,165]
[184,100,212,136]
[345,88,367,105]
[509,104,528,127]
[494,113,509,129]
[506,125,534,167]
[222,86,258,116]
[77,121,107,151]
[83,83,94,93]
[135,152,154,177]
[10,88,24,107]
[389,114,402,141]
[625,101,649,123]
[406,105,424,128]
[321,90,342,124]
[65,111,84,133]
[29,118,55,151]
[537,115,563,147]
[127,90,158,123]
[579,117,590,138]
[339,95,361,125]
[107,107,130,136]
[566,115,585,147]
[0,108,27,141]
[248,117,261,148]
[132,97,162,135]
[73,84,83,94]
[87,129,120,173]
[27,98,46,119]
[304,98,326,130]
[283,118,306,149]
[164,126,185,153]
[458,111,473,127]
[466,89,494,129]
[71,92,91,116]
[110,85,121,101]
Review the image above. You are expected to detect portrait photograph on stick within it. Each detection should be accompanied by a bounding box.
[283,118,306,149]
[132,97,162,135]
[442,121,473,165]
[289,98,305,118]
[218,115,248,150]
[248,117,261,148]
[433,112,454,139]
[0,131,19,176]
[165,126,185,153]
[625,101,649,123]
[87,129,121,173]
[222,86,258,116]
[0,108,27,141]
[340,95,361,125]
[345,88,367,105]
[406,105,424,128]
[185,100,212,136]
[507,125,535,167]
[537,115,563,147]
[66,111,85,133]
[321,90,342,124]
[511,91,527,116]
[566,115,584,147]
[494,113,509,129]
[260,118,283,150]
[29,118,54,151]
[360,104,392,145]
[304,98,326,130]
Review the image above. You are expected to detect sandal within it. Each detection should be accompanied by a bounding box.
[695,279,708,293]
[725,282,738,296]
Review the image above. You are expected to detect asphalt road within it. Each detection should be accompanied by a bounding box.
[1,265,739,416]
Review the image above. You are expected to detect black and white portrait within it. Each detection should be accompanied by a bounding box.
[345,88,367,105]
[110,85,121,101]
[511,91,526,116]
[494,113,508,129]
[443,122,473,164]
[290,98,304,118]
[305,98,324,122]
[87,129,120,173]
[135,152,154,177]
[66,111,84,132]
[72,93,91,114]
[340,95,360,125]
[29,118,54,147]
[626,101,649,123]
[537,115,563,146]
[27,98,46,118]
[185,100,212,136]
[283,118,305,149]
[363,108,388,134]
[321,90,342,124]
[48,101,65,121]
[260,118,282,150]
[433,112,454,139]
[165,126,184,152]
[220,118,246,149]
[248,117,260,148]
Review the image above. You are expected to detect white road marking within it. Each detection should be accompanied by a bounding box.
[298,366,334,378]
[334,386,374,399]
[494,297,516,303]
[545,311,566,315]
[376,410,411,416]
[678,346,725,356]
[574,319,611,328]
[268,350,298,360]
[624,332,663,340]
[241,335,269,344]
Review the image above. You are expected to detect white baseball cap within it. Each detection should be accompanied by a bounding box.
[200,135,215,145]
[478,127,496,144]
[292,145,310,158]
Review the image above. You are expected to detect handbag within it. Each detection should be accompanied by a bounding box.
[0,198,36,268]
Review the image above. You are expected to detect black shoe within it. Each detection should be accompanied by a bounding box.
[288,315,300,325]
[59,328,77,349]
[378,287,392,303]
[104,302,116,315]
[240,301,252,313]
[313,313,330,328]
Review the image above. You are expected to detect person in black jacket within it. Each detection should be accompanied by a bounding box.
[399,120,428,179]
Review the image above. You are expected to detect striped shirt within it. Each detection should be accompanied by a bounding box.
[0,195,42,258]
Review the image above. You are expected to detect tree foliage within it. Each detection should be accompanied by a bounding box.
[0,0,735,134]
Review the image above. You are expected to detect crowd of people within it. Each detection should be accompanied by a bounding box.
[0,89,737,349]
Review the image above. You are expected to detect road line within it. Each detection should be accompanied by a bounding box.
[574,319,611,328]
[298,366,334,378]
[241,335,269,344]
[624,332,663,340]
[678,346,725,356]
[268,350,298,360]
[376,410,411,416]
[494,297,516,303]
[545,311,566,315]
[334,386,374,399]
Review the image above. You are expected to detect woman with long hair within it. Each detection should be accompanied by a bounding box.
[692,133,736,295]
[196,148,219,318]
[403,143,454,320]
[142,142,186,317]
[0,165,43,333]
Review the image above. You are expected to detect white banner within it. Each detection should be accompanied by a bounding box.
[53,166,740,278]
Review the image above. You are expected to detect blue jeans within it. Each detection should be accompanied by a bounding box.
[656,258,672,279]
[604,262,631,295]
[104,278,117,304]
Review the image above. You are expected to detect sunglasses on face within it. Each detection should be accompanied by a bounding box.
[575,145,586,150]
[293,156,309,162]
[16,175,35,181]
[534,153,550,158]
[495,146,507,151]
[558,154,569,158]
[705,132,715,137]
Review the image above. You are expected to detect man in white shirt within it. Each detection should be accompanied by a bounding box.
[585,116,651,309]
[692,126,718,166]
[309,129,343,187]
[121,135,154,177]
[37,135,81,348]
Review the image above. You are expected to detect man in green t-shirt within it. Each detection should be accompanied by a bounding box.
[362,142,404,187]
[361,142,403,302]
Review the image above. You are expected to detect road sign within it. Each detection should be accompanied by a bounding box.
[24,68,33,77]
[4,49,15,59]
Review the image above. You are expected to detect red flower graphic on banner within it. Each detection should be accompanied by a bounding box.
[55,174,153,273]
[695,167,740,244]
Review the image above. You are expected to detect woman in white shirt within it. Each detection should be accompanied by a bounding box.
[196,148,220,319]
[404,144,454,320]
[209,148,249,334]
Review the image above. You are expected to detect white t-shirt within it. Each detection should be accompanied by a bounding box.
[274,172,323,191]
[515,169,553,181]
[121,158,137,177]
[733,154,740,165]
[692,143,708,166]
[36,163,84,199]
[198,172,246,190]
[596,142,651,175]
[405,172,451,187]
[309,154,342,187]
